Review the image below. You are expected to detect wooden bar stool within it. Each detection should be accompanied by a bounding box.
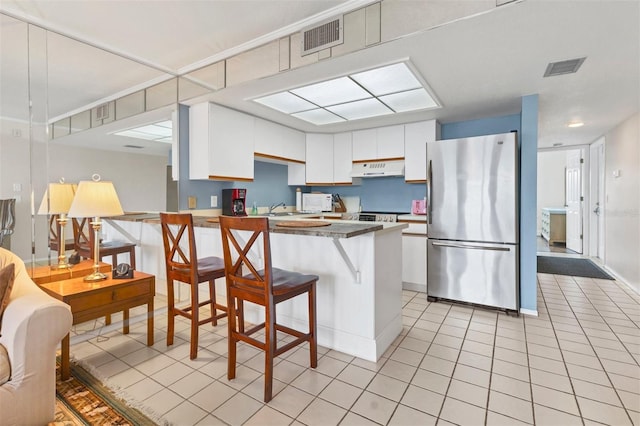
[219,215,318,402]
[72,217,136,269]
[160,212,227,359]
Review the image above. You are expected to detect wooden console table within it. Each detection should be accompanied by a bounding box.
[40,271,155,380]
[28,260,111,285]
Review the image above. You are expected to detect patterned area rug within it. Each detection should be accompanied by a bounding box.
[50,359,156,425]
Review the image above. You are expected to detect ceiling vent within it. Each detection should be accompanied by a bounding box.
[123,144,144,149]
[94,103,110,120]
[544,57,586,77]
[301,16,343,56]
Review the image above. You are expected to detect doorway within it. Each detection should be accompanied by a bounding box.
[537,148,585,257]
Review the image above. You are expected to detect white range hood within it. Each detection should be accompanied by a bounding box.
[351,160,405,178]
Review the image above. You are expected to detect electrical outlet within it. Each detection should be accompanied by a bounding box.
[188,196,197,209]
[210,195,217,207]
[13,183,21,192]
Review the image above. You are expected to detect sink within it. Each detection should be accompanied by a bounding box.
[255,212,295,217]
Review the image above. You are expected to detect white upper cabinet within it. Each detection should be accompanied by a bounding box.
[305,132,361,186]
[254,118,305,163]
[404,120,440,183]
[352,125,404,161]
[189,102,254,181]
[333,132,356,184]
[305,133,334,185]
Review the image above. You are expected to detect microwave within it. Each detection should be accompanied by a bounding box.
[302,193,333,212]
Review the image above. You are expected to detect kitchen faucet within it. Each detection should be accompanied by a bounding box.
[268,202,285,214]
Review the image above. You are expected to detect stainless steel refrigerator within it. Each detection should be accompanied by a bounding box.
[426,132,519,312]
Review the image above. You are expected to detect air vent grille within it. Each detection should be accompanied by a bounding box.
[95,103,110,120]
[123,144,144,149]
[544,57,586,77]
[301,17,343,56]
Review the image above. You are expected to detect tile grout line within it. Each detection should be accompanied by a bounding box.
[555,275,637,425]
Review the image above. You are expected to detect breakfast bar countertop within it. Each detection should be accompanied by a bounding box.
[107,212,406,239]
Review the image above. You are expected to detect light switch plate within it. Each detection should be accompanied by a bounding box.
[210,196,217,207]
[188,196,197,209]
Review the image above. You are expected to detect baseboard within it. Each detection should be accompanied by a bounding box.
[601,265,639,295]
[402,282,426,292]
[519,308,538,316]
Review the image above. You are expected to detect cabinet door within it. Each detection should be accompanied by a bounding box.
[281,126,305,162]
[189,102,212,180]
[305,133,334,185]
[377,125,405,159]
[404,120,437,183]
[333,132,353,184]
[209,104,255,180]
[352,129,377,161]
[254,118,280,157]
[402,234,427,292]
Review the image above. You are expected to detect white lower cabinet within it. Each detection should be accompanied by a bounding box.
[401,222,427,292]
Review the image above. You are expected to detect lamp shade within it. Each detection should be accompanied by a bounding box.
[67,180,124,218]
[37,183,77,215]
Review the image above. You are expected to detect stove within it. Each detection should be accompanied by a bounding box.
[341,212,400,222]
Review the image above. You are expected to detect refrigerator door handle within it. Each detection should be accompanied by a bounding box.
[431,241,511,252]
[427,159,433,224]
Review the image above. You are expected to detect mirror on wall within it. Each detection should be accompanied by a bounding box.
[0,12,216,271]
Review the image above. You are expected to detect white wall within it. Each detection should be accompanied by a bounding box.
[537,150,566,235]
[0,123,35,258]
[604,112,639,292]
[48,144,167,213]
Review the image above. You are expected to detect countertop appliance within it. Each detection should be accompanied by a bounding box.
[426,132,519,313]
[222,188,247,216]
[302,193,333,212]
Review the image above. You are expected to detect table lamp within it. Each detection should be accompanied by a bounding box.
[67,175,124,281]
[38,181,77,269]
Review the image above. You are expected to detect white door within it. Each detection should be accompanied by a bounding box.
[565,149,583,253]
[589,139,606,259]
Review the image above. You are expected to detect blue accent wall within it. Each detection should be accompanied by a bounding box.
[441,114,521,139]
[520,95,539,313]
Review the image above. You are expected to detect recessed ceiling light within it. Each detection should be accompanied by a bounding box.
[253,61,440,125]
[567,121,584,128]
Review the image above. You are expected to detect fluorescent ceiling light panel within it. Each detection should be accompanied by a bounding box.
[380,88,438,112]
[351,63,421,96]
[327,98,393,120]
[291,108,345,125]
[254,92,316,113]
[114,120,173,143]
[290,77,371,106]
[252,61,440,125]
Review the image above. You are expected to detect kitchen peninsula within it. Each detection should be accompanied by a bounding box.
[102,213,407,362]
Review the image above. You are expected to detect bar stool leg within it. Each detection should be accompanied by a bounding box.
[167,278,175,347]
[190,282,199,359]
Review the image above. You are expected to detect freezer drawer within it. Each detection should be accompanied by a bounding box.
[427,239,519,311]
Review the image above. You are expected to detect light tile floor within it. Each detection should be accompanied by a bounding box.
[69,272,640,425]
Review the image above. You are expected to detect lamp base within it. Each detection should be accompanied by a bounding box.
[53,261,72,270]
[83,271,108,282]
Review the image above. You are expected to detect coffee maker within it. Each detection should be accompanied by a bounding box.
[222,188,247,216]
